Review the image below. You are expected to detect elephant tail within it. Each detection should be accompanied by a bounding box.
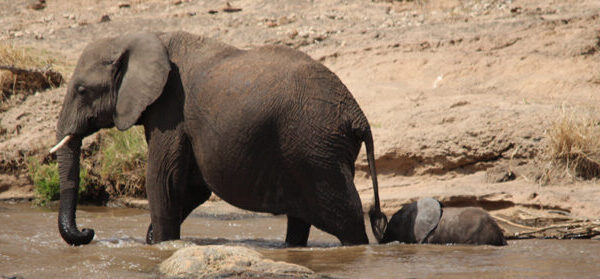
[362,128,387,243]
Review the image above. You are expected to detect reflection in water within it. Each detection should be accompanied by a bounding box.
[262,238,600,279]
[1,202,600,278]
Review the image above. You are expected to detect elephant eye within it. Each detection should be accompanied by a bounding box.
[77,86,86,94]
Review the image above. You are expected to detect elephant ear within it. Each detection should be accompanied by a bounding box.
[414,197,442,243]
[113,32,171,130]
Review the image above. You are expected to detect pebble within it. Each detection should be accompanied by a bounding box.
[288,29,298,39]
[299,31,310,38]
[42,15,54,23]
[28,0,46,10]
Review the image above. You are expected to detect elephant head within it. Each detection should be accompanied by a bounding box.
[51,32,171,245]
[380,197,442,244]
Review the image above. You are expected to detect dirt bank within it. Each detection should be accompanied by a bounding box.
[1,0,600,237]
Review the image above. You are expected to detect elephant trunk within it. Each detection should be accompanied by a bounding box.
[56,134,94,245]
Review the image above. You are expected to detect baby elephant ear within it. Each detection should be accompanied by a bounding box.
[113,32,171,130]
[414,197,442,243]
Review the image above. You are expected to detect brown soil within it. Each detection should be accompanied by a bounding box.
[1,0,600,238]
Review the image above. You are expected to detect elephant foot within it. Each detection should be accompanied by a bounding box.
[285,215,310,247]
[146,224,153,244]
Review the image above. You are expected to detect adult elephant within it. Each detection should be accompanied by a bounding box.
[50,31,387,246]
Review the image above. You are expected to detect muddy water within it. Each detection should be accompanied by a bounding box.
[1,202,600,278]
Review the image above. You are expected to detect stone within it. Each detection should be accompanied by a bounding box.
[27,0,45,10]
[160,245,320,278]
[486,165,516,183]
[288,29,299,39]
[99,15,111,23]
[222,2,242,13]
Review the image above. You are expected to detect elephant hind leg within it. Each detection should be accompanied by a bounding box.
[285,215,311,247]
[334,213,369,246]
[313,208,367,246]
[306,165,369,246]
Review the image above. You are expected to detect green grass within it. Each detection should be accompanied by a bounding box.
[99,126,147,197]
[27,157,91,206]
[27,126,149,204]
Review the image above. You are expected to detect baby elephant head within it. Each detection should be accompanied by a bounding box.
[380,197,507,246]
[380,197,442,244]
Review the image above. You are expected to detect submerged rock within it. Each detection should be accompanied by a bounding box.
[160,245,322,278]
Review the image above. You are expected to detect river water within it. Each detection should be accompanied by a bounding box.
[1,201,600,278]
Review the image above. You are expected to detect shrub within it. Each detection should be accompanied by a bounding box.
[0,44,68,100]
[98,126,147,197]
[27,157,91,206]
[0,44,62,69]
[28,126,149,204]
[544,106,600,180]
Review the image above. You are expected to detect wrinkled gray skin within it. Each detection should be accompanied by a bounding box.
[380,198,506,246]
[54,31,387,246]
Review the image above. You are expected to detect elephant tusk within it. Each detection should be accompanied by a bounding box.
[49,135,72,154]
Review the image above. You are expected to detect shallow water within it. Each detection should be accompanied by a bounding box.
[1,202,600,278]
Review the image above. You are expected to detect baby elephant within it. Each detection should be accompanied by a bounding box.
[380,198,506,246]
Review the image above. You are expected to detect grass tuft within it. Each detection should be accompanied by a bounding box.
[0,43,69,107]
[27,126,148,205]
[99,126,147,197]
[0,44,60,69]
[27,157,91,206]
[543,106,600,180]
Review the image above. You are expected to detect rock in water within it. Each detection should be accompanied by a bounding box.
[160,245,319,278]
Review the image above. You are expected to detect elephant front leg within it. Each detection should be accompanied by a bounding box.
[144,136,191,244]
[146,159,212,244]
[180,159,212,223]
[145,169,185,243]
[285,215,311,247]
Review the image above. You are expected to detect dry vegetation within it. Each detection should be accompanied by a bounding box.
[542,106,600,182]
[0,44,67,110]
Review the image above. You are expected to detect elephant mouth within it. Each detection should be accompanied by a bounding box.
[51,117,100,154]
